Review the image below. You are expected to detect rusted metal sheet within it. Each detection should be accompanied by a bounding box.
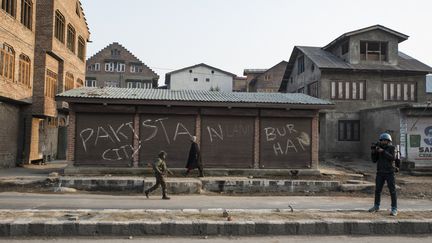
[75,113,135,167]
[201,116,254,168]
[260,118,312,169]
[139,115,196,168]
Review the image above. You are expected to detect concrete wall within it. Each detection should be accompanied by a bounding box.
[405,116,432,167]
[0,102,20,168]
[170,66,233,92]
[286,55,321,94]
[86,43,159,88]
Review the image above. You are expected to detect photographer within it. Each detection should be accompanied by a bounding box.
[368,133,398,216]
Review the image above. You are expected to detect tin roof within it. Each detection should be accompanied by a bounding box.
[57,87,333,107]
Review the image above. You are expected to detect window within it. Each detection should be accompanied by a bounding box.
[206,78,210,82]
[105,81,119,87]
[18,54,31,87]
[0,43,15,82]
[1,0,16,17]
[338,120,360,141]
[193,78,198,82]
[67,24,76,53]
[85,79,96,87]
[76,78,83,88]
[117,63,125,72]
[75,1,80,17]
[360,41,388,61]
[297,55,305,74]
[45,69,58,98]
[65,72,74,91]
[105,62,115,72]
[383,82,416,102]
[77,36,85,61]
[341,42,349,55]
[20,0,32,30]
[331,80,366,100]
[111,49,120,56]
[54,11,65,43]
[307,82,318,97]
[94,63,100,71]
[127,82,143,88]
[130,65,143,73]
[297,87,305,93]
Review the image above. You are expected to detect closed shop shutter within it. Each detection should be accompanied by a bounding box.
[260,118,312,169]
[201,116,254,168]
[139,115,196,168]
[75,113,135,167]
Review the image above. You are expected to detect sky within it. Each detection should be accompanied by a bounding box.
[81,0,432,86]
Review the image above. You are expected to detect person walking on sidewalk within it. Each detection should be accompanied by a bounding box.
[183,136,204,177]
[368,133,399,216]
[145,151,172,200]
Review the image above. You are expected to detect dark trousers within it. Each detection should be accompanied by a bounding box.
[374,172,397,209]
[186,166,204,177]
[146,174,167,197]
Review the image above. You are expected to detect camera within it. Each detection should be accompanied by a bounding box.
[371,142,381,150]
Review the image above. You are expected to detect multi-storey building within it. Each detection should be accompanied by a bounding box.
[165,63,236,92]
[85,42,159,89]
[245,61,289,93]
[0,0,36,167]
[0,0,90,167]
[279,25,432,167]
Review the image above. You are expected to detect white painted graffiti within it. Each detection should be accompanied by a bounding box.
[206,124,253,142]
[264,124,310,156]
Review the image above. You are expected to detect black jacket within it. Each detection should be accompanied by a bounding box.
[185,142,202,169]
[371,144,396,173]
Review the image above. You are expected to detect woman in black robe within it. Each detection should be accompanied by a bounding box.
[184,136,204,177]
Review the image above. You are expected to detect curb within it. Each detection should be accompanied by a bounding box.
[0,219,431,236]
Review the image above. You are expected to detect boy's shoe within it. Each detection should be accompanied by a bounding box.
[162,196,171,200]
[144,191,149,199]
[368,206,379,212]
[390,208,398,216]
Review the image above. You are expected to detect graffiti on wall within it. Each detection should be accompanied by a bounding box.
[263,123,310,156]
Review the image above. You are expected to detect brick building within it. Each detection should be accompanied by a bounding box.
[85,42,159,89]
[0,0,36,167]
[245,61,289,93]
[0,0,90,167]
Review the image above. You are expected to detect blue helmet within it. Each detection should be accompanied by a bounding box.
[379,133,392,142]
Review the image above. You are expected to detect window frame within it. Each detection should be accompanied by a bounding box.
[77,36,85,61]
[330,80,366,100]
[0,43,15,82]
[45,69,58,99]
[338,120,360,141]
[1,0,16,17]
[54,10,65,43]
[65,72,74,91]
[66,24,76,53]
[307,81,319,97]
[20,0,32,30]
[383,81,417,102]
[297,55,305,75]
[18,53,31,87]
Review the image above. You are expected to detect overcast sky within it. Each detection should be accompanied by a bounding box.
[81,0,432,85]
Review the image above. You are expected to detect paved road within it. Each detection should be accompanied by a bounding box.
[0,236,431,243]
[0,192,430,210]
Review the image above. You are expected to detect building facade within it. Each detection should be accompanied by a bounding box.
[246,61,289,93]
[279,25,432,164]
[165,63,236,92]
[0,0,90,167]
[0,0,36,167]
[57,88,333,171]
[85,42,159,89]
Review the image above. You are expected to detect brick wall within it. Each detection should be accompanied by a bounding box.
[0,102,20,168]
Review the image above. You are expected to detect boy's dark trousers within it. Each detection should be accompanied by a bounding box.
[374,172,397,209]
[145,174,167,197]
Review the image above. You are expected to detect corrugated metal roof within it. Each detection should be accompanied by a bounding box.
[297,46,432,72]
[57,88,333,105]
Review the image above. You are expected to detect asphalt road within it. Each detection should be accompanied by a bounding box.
[0,192,431,210]
[0,236,431,243]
